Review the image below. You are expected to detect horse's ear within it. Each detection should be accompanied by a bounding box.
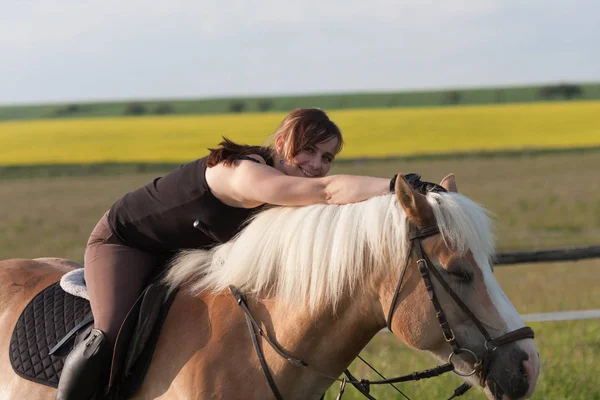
[394,174,434,226]
[440,173,458,193]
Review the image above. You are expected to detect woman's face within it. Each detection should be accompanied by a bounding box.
[283,138,339,178]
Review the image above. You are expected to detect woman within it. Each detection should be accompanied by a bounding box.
[56,108,393,400]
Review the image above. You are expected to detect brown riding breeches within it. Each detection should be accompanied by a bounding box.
[84,212,168,346]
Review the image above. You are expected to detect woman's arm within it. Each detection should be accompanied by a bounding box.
[205,157,390,208]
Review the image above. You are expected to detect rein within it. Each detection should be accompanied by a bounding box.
[230,224,534,400]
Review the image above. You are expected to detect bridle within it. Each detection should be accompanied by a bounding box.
[387,224,535,389]
[230,223,535,400]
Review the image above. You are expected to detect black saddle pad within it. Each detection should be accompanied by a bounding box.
[9,278,178,397]
[9,281,92,387]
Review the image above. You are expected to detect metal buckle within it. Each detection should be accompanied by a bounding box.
[484,340,498,352]
[335,378,347,400]
[443,329,456,342]
[448,348,480,377]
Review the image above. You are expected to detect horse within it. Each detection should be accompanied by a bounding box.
[0,174,540,399]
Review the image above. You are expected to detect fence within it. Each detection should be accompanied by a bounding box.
[484,245,599,322]
[495,245,600,265]
[377,245,600,331]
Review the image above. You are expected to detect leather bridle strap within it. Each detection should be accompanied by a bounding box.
[416,240,493,343]
[231,286,285,400]
[414,240,462,354]
[478,326,535,386]
[387,224,535,387]
[230,284,460,400]
[387,225,442,333]
[414,238,535,384]
[386,239,414,332]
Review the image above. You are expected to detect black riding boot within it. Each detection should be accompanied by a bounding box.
[56,328,112,400]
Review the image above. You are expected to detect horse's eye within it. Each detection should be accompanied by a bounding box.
[448,270,473,283]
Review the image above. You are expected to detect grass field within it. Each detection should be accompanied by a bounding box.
[324,319,599,400]
[1,152,599,399]
[2,150,599,260]
[2,101,600,166]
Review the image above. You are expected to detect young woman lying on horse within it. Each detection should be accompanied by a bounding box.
[58,107,401,399]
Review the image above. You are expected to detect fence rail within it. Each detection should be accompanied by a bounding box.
[495,245,600,265]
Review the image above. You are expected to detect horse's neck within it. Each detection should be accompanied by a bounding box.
[254,292,385,396]
[156,288,386,399]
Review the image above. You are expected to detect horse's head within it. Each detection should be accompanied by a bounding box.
[381,174,540,400]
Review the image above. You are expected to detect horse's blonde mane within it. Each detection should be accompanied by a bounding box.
[163,192,495,312]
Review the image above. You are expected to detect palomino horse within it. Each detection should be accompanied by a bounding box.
[0,174,539,399]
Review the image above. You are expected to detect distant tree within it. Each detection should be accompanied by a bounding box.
[538,84,583,100]
[124,102,147,115]
[257,100,273,112]
[562,84,583,99]
[444,91,462,105]
[229,101,246,113]
[53,104,82,116]
[153,102,174,115]
[495,90,506,103]
[538,86,555,100]
[65,104,81,113]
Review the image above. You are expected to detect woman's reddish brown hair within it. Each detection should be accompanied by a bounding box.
[206,138,272,167]
[206,108,343,167]
[269,108,343,162]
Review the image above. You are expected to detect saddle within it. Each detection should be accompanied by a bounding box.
[9,277,178,399]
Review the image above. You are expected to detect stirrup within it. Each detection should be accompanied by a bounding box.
[56,328,112,400]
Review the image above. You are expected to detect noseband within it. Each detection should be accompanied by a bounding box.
[387,224,535,385]
[230,224,535,400]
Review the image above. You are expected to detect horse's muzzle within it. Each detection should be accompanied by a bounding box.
[484,343,534,400]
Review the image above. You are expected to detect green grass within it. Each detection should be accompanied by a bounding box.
[1,82,599,121]
[323,320,599,400]
[0,151,598,399]
[1,151,599,259]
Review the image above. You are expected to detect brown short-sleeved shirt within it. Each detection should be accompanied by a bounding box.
[107,155,271,253]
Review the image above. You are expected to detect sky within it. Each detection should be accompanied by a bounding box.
[1,0,599,105]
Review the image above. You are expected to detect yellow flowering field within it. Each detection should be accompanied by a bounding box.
[1,101,599,165]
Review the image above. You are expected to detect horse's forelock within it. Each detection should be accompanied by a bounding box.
[427,192,496,269]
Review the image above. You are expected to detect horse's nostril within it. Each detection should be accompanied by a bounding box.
[522,358,534,381]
